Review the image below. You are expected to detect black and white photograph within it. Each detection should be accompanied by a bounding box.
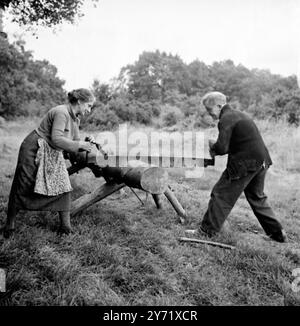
[0,0,299,311]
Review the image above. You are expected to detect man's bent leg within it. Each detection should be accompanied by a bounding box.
[244,167,283,236]
[201,170,249,235]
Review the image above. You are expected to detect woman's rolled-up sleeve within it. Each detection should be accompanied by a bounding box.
[51,111,80,153]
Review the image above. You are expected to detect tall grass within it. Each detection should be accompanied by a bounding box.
[256,119,300,173]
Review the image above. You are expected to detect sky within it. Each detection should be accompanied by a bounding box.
[3,0,300,90]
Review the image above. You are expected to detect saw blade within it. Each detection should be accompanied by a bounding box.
[95,154,214,168]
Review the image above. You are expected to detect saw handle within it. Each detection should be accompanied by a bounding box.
[86,139,108,160]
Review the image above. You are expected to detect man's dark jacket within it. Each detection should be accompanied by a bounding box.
[211,104,272,180]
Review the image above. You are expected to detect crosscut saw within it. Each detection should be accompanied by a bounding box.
[89,141,215,168]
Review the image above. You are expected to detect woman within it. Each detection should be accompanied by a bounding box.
[1,88,96,238]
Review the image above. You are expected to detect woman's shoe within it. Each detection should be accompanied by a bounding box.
[57,226,74,236]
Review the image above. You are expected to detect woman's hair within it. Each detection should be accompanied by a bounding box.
[67,88,95,105]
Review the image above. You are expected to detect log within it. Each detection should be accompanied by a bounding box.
[70,162,169,216]
[67,153,169,194]
[68,151,187,218]
[178,237,236,250]
[71,182,125,216]
[101,166,169,194]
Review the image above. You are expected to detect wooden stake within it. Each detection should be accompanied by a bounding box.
[152,194,163,209]
[164,187,186,223]
[178,237,236,250]
[129,187,145,206]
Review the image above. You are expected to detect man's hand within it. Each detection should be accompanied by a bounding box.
[209,139,216,158]
[209,139,215,148]
[209,148,216,158]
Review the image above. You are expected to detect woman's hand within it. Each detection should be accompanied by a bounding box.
[78,140,93,152]
[208,139,215,149]
[209,148,216,158]
[85,135,96,144]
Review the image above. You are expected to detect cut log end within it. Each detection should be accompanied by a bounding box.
[140,167,169,194]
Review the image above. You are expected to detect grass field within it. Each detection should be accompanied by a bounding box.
[0,118,300,306]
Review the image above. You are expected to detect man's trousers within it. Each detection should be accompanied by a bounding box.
[201,166,283,236]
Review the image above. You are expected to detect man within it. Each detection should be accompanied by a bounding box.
[188,91,287,242]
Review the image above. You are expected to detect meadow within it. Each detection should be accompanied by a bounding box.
[0,118,300,306]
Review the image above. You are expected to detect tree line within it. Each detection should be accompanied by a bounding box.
[0,36,66,117]
[0,37,299,129]
[84,51,300,129]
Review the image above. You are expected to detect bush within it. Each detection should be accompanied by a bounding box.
[164,89,188,107]
[82,104,120,131]
[19,100,50,117]
[163,112,178,126]
[148,100,161,117]
[0,116,6,126]
[287,112,300,126]
[161,105,184,127]
[193,113,215,128]
[80,96,158,130]
[136,101,160,124]
[284,95,300,126]
[108,97,136,122]
[136,106,152,125]
[180,95,203,117]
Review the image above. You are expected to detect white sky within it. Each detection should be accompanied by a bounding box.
[4,0,300,90]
